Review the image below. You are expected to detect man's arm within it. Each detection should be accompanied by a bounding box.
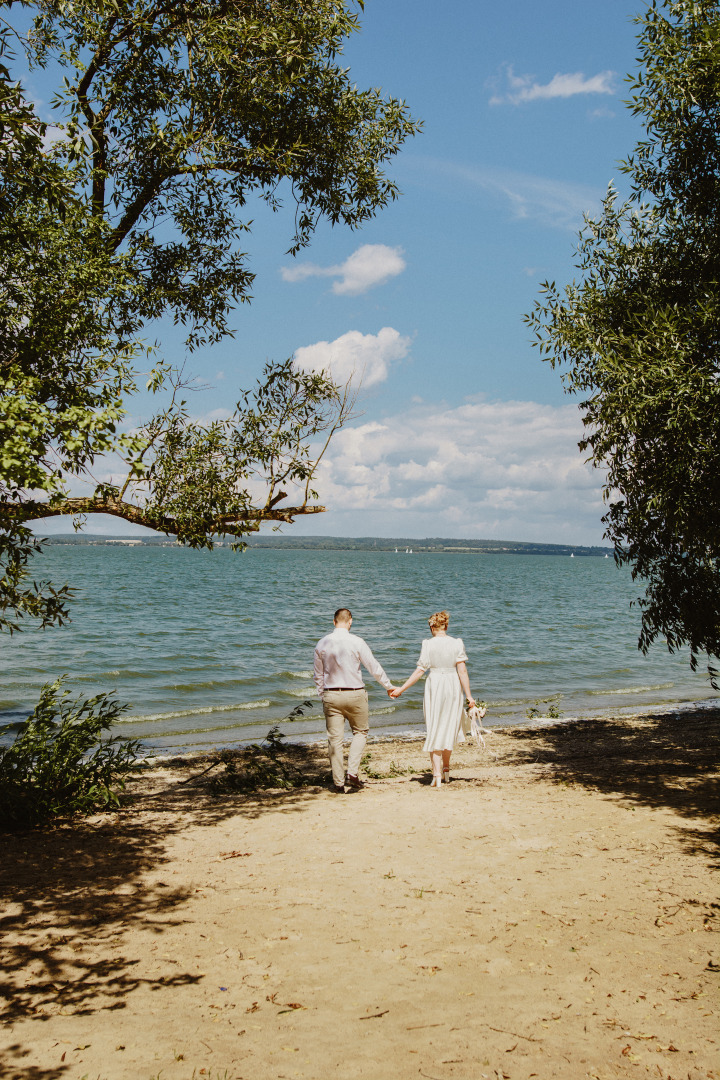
[358,640,393,691]
[313,647,326,698]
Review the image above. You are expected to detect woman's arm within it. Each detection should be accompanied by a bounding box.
[456,661,476,708]
[390,666,425,697]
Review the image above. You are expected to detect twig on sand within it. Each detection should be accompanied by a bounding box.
[483,1023,540,1043]
[359,1009,389,1020]
[133,758,224,799]
[541,909,576,926]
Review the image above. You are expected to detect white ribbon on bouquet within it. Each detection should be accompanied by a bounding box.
[464,704,488,747]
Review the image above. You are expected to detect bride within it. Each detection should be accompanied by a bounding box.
[391,610,476,787]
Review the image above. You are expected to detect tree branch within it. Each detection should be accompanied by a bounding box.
[1,497,325,534]
[109,171,171,250]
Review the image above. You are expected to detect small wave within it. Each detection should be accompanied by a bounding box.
[276,670,314,679]
[73,668,146,681]
[281,686,318,698]
[369,705,397,716]
[171,678,261,692]
[118,700,272,723]
[499,660,554,669]
[589,682,674,696]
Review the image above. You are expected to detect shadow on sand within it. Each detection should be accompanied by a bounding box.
[1,717,717,1077]
[503,707,719,866]
[0,741,330,1079]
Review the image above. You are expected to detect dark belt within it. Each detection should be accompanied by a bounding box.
[325,686,364,692]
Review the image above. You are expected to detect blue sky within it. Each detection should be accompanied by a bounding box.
[23,1,647,543]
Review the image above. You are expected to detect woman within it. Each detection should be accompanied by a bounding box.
[391,610,476,787]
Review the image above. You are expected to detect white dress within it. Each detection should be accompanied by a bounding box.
[417,635,468,752]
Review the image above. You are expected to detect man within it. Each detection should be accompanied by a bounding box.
[314,607,396,792]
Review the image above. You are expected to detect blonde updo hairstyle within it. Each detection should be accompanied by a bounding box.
[428,610,449,632]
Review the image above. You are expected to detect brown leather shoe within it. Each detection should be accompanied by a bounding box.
[331,782,346,793]
[345,773,365,790]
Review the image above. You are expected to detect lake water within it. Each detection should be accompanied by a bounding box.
[1,545,716,754]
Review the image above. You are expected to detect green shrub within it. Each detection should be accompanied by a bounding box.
[211,725,307,793]
[209,700,317,794]
[526,696,562,720]
[360,752,414,779]
[0,677,140,829]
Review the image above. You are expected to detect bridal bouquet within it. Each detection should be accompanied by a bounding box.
[464,701,487,746]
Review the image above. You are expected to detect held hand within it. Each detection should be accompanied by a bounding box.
[467,698,476,709]
[389,687,402,698]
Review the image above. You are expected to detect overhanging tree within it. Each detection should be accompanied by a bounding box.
[0,0,418,629]
[1,22,140,630]
[527,0,720,683]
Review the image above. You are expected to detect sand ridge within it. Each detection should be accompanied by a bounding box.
[1,710,718,1080]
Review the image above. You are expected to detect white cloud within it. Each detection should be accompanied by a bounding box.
[450,162,599,230]
[589,106,616,120]
[31,396,607,546]
[294,327,411,388]
[409,156,601,231]
[299,398,606,545]
[281,244,406,296]
[491,66,615,106]
[41,124,68,151]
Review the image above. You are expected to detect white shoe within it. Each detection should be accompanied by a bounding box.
[443,768,450,784]
[431,774,442,788]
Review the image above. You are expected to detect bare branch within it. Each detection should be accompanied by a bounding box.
[1,496,326,534]
[302,378,359,505]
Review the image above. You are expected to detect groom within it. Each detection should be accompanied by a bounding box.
[314,607,396,793]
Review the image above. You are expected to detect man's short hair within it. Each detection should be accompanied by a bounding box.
[334,607,352,624]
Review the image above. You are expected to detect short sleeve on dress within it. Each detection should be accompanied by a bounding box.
[455,638,468,663]
[417,638,430,671]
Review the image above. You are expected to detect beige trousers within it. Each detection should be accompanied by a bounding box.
[322,689,369,786]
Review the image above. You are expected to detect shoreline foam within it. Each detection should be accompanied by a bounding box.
[131,695,719,764]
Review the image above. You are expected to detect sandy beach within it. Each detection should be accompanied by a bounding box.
[1,708,718,1080]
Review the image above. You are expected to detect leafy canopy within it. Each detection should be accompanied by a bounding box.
[27,0,417,347]
[0,1,418,629]
[527,0,720,681]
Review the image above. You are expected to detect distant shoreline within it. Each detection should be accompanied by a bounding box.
[38,533,614,557]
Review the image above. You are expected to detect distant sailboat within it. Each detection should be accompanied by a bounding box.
[570,553,574,558]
